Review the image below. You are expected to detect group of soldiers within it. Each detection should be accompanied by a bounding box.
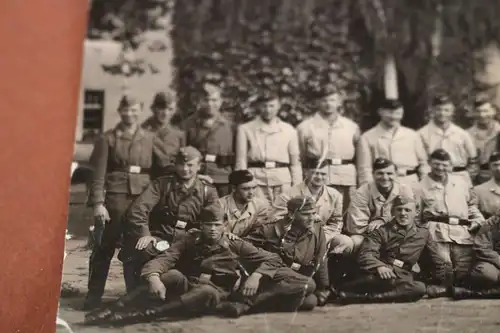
[82,81,500,326]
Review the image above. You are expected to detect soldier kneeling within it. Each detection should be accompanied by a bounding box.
[84,205,283,326]
[337,194,428,304]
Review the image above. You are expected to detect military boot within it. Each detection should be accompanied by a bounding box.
[425,285,449,298]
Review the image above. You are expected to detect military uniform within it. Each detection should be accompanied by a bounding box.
[119,147,219,290]
[86,96,161,307]
[141,92,176,133]
[297,112,360,215]
[338,195,429,304]
[357,100,428,189]
[478,134,500,185]
[216,195,269,238]
[245,197,329,309]
[235,115,302,204]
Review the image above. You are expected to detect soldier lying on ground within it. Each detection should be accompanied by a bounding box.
[84,205,284,326]
[337,194,429,304]
[241,196,331,310]
[117,146,218,291]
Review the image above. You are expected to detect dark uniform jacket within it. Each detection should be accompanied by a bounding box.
[141,233,283,292]
[244,218,329,290]
[182,114,235,184]
[125,175,218,243]
[473,222,500,269]
[358,220,430,280]
[88,126,161,205]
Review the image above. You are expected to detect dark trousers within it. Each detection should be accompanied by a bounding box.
[87,193,135,298]
[214,183,232,198]
[468,261,500,289]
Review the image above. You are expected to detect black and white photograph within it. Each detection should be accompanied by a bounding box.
[59,0,500,332]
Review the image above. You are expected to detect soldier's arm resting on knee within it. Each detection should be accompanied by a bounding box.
[473,226,500,269]
[141,236,190,280]
[232,238,283,279]
[357,230,390,275]
[467,188,485,232]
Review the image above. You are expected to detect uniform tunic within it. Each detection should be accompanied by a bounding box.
[358,221,430,282]
[467,122,500,158]
[245,219,329,290]
[271,182,343,243]
[216,194,270,238]
[141,116,168,133]
[477,134,500,184]
[183,114,235,185]
[418,122,477,186]
[474,179,500,219]
[345,181,416,236]
[152,124,186,172]
[297,114,360,187]
[125,175,219,244]
[357,123,429,188]
[235,117,302,191]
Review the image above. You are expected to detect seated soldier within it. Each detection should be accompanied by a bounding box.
[337,194,428,304]
[216,170,270,238]
[84,205,285,326]
[271,160,353,254]
[118,146,218,291]
[243,196,331,309]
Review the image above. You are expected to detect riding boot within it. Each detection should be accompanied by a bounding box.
[451,286,481,300]
[478,286,500,299]
[425,285,449,298]
[369,288,424,303]
[337,291,372,305]
[105,299,186,326]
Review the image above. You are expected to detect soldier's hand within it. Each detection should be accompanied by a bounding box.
[93,204,110,224]
[225,232,240,241]
[468,221,481,233]
[148,277,166,301]
[242,272,262,296]
[315,289,331,306]
[136,236,157,250]
[331,243,349,254]
[198,174,214,184]
[377,266,396,280]
[367,219,385,233]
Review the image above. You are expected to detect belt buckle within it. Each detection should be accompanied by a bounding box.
[265,161,276,168]
[449,217,459,225]
[175,220,187,229]
[392,259,404,268]
[154,240,170,252]
[199,273,211,283]
[129,165,141,174]
[205,154,217,163]
[397,168,407,177]
[291,262,301,271]
[330,158,341,166]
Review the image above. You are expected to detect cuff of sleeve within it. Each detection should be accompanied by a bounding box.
[254,266,277,279]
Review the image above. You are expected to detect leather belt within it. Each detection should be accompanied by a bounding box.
[203,154,234,166]
[304,157,354,169]
[452,166,467,172]
[248,161,290,169]
[397,167,418,177]
[426,215,470,226]
[109,165,151,174]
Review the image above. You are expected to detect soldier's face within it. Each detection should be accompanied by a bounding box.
[202,93,222,116]
[378,108,403,127]
[152,106,174,123]
[320,93,342,114]
[433,103,454,124]
[476,103,496,125]
[373,165,396,190]
[234,181,258,202]
[429,158,450,178]
[306,169,328,187]
[293,210,316,232]
[118,103,142,125]
[176,158,201,179]
[201,221,225,241]
[260,99,281,122]
[393,204,415,227]
[490,161,500,180]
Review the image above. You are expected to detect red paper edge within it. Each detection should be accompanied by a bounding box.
[0,2,89,332]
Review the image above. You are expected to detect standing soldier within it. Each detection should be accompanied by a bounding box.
[84,94,159,310]
[141,91,176,133]
[272,161,352,254]
[245,196,332,309]
[297,84,360,217]
[474,152,500,219]
[418,94,478,187]
[182,83,235,197]
[345,158,416,253]
[416,148,484,298]
[235,91,302,203]
[357,99,429,189]
[337,195,428,304]
[472,99,500,184]
[118,146,219,291]
[215,170,270,238]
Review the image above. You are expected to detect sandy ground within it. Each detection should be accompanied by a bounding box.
[59,187,500,333]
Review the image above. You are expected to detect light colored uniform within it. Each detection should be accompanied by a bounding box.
[297,114,360,214]
[419,122,477,187]
[467,121,500,157]
[416,174,485,284]
[216,194,270,238]
[345,180,416,237]
[357,123,429,190]
[271,182,353,252]
[235,117,302,203]
[474,179,500,219]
